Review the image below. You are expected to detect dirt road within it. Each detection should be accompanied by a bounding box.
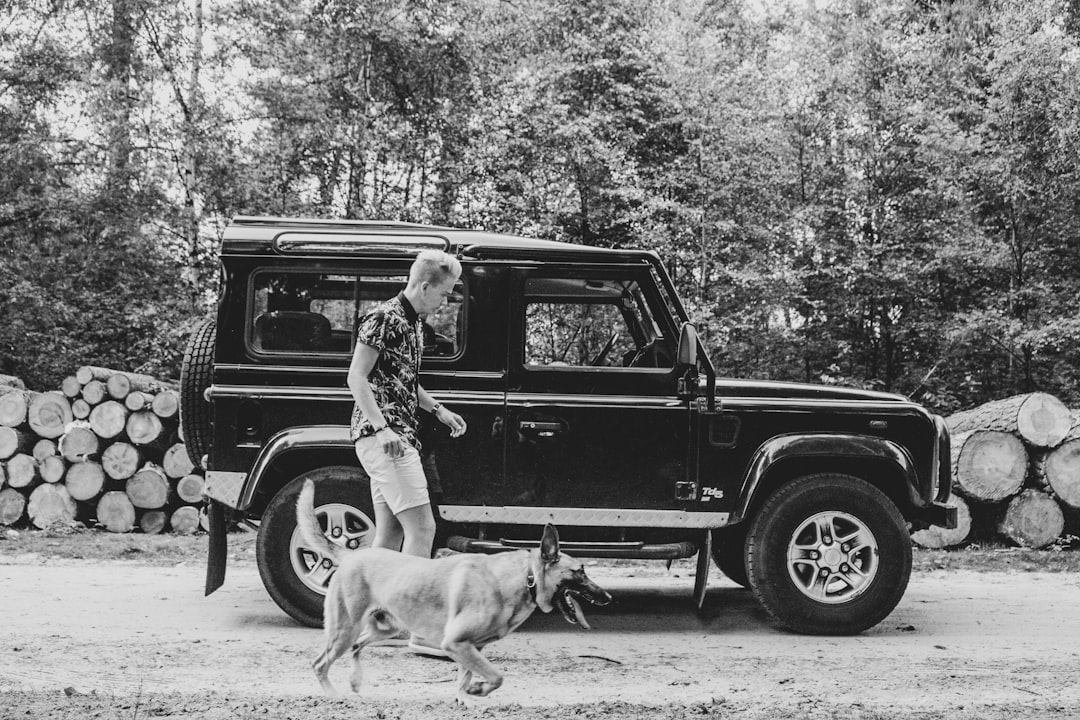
[1,553,1079,718]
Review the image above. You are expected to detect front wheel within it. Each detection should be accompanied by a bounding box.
[255,466,376,627]
[746,473,911,635]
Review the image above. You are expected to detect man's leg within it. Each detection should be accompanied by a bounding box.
[371,501,404,551]
[395,503,437,558]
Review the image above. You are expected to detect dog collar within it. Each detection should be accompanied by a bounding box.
[526,569,538,604]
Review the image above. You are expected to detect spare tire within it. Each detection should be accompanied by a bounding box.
[180,317,216,469]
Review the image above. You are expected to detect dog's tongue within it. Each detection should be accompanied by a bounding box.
[566,592,590,629]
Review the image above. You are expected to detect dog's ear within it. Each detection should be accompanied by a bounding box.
[540,523,560,565]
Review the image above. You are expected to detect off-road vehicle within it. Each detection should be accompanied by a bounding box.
[183,216,955,635]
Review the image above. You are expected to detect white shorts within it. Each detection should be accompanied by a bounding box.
[354,436,430,514]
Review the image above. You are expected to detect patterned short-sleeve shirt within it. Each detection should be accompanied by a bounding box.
[349,292,424,450]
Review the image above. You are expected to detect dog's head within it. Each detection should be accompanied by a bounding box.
[532,524,612,629]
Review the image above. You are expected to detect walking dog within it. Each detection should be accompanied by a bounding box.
[297,479,613,698]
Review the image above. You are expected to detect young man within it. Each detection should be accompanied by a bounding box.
[347,249,467,655]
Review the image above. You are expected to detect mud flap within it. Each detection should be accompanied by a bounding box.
[693,528,711,611]
[204,499,228,596]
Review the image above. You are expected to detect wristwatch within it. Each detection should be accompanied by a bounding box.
[430,402,443,415]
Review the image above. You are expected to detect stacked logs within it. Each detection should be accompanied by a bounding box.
[0,368,207,534]
[913,392,1079,550]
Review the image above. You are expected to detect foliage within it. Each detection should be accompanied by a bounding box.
[2,0,1080,410]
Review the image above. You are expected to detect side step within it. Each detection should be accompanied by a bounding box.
[447,535,697,559]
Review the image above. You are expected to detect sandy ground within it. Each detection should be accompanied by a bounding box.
[1,551,1079,719]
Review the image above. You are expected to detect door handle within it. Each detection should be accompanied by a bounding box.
[519,420,564,433]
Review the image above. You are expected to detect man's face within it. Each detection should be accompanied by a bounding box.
[417,275,459,316]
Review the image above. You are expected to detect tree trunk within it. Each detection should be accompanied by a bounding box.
[61,375,82,398]
[175,473,204,504]
[39,455,66,484]
[126,410,166,448]
[0,426,32,459]
[66,461,107,502]
[1030,416,1080,509]
[126,463,169,509]
[951,429,1027,502]
[71,398,92,420]
[947,392,1072,449]
[997,489,1064,549]
[151,390,179,419]
[124,390,153,411]
[101,441,143,480]
[0,487,27,525]
[28,483,76,529]
[163,443,195,479]
[96,491,136,533]
[32,439,57,463]
[0,374,26,389]
[28,392,73,439]
[139,509,167,535]
[5,453,38,489]
[912,494,973,549]
[81,380,107,406]
[170,505,200,535]
[59,422,100,461]
[89,400,129,440]
[0,389,34,427]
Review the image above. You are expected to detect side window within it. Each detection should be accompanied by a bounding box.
[251,272,354,353]
[523,276,673,369]
[250,270,464,359]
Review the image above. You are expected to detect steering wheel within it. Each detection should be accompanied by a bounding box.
[591,332,619,366]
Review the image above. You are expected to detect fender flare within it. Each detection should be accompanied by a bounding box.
[238,425,355,511]
[731,433,919,524]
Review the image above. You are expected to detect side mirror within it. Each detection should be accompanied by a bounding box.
[676,322,698,367]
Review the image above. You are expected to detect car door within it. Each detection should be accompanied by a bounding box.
[503,264,692,514]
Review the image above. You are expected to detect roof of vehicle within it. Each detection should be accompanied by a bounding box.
[221,216,660,264]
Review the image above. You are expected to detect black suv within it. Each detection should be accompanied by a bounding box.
[182,216,955,635]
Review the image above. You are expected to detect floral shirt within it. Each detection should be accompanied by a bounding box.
[349,292,424,450]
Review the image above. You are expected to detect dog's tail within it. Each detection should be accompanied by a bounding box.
[296,479,341,563]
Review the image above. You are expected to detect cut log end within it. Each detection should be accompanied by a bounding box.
[66,461,107,502]
[952,430,1027,502]
[170,505,200,535]
[27,484,77,529]
[96,491,136,533]
[139,510,168,535]
[911,495,972,549]
[998,490,1065,549]
[0,487,27,525]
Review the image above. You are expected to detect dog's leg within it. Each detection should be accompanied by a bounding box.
[443,641,503,697]
[347,609,401,693]
[454,666,479,707]
[312,631,354,696]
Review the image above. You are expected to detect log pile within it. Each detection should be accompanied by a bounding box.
[914,392,1079,550]
[0,368,207,534]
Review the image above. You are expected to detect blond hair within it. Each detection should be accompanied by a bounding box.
[409,250,461,287]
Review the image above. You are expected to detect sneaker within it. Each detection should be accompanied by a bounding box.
[408,636,451,659]
[367,630,410,647]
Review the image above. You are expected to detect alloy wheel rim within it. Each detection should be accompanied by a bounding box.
[786,510,879,604]
[289,502,375,595]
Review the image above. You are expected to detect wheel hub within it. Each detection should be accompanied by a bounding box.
[787,511,879,604]
[289,502,375,595]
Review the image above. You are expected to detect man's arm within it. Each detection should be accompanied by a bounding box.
[418,385,467,438]
[348,342,406,458]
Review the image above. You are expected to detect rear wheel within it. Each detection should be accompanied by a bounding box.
[255,466,376,627]
[746,473,911,635]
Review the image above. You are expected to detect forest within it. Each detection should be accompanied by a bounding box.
[3,0,1080,414]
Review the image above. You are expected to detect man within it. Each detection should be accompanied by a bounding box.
[347,249,467,655]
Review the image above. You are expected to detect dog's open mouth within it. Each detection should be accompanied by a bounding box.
[556,588,593,629]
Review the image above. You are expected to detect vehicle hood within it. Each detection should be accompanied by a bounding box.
[709,377,910,403]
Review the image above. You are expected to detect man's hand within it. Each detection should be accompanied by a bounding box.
[377,428,406,458]
[436,406,468,438]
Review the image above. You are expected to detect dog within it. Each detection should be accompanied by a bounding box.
[296,479,613,699]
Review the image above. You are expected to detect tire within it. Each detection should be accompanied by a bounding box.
[746,473,912,635]
[179,318,216,469]
[711,526,750,588]
[255,466,376,627]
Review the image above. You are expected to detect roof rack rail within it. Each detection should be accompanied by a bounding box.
[274,231,451,254]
